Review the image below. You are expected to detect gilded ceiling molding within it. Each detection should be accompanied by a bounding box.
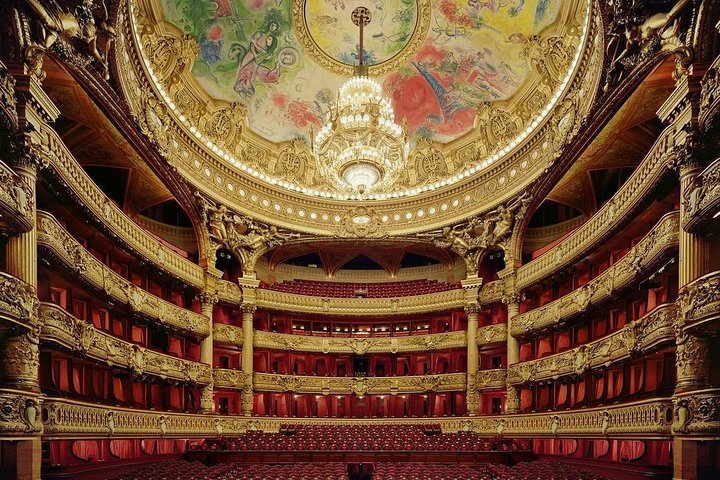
[516,125,678,290]
[39,303,212,385]
[254,288,466,316]
[112,0,599,236]
[512,211,680,337]
[248,372,466,395]
[36,211,210,338]
[0,388,43,437]
[197,193,301,277]
[677,269,720,332]
[507,303,677,385]
[39,395,675,439]
[35,124,206,289]
[420,193,531,277]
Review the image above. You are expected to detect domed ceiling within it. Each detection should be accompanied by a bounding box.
[160,0,564,144]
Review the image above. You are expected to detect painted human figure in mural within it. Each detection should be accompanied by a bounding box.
[232,22,279,97]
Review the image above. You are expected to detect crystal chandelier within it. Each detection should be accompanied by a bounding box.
[313,7,408,195]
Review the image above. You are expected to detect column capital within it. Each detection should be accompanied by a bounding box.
[464,303,481,316]
[501,291,523,305]
[241,303,257,315]
[197,291,219,306]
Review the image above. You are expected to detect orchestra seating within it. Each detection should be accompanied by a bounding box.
[194,424,529,452]
[108,460,349,480]
[108,460,608,480]
[260,279,458,298]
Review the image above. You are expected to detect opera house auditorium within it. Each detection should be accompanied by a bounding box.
[0,0,719,478]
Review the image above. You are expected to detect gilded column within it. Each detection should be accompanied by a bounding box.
[241,303,256,416]
[2,154,41,393]
[198,292,217,413]
[503,294,521,414]
[465,303,480,415]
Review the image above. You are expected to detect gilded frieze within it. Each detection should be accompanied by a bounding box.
[250,372,466,395]
[40,303,212,385]
[0,272,38,326]
[36,212,210,337]
[673,388,720,436]
[39,396,675,439]
[507,304,677,385]
[255,288,467,316]
[677,270,720,331]
[682,157,720,231]
[511,212,680,337]
[0,389,43,436]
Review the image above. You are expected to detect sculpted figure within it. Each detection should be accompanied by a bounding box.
[21,0,115,78]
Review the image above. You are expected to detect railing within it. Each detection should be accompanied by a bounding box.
[512,211,679,337]
[0,159,34,232]
[699,55,720,130]
[254,288,467,316]
[39,396,676,439]
[507,303,677,385]
[214,324,505,353]
[40,303,212,385]
[478,280,505,304]
[36,124,205,288]
[476,369,507,390]
[37,211,210,337]
[246,372,468,395]
[678,269,720,330]
[682,156,720,231]
[476,323,507,346]
[516,127,675,290]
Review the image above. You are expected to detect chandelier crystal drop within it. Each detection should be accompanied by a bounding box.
[313,6,409,195]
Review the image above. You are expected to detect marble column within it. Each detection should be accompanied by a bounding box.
[241,304,256,416]
[465,304,480,415]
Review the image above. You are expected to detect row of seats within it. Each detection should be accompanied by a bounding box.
[260,279,458,298]
[109,460,607,480]
[193,424,531,452]
[109,460,348,480]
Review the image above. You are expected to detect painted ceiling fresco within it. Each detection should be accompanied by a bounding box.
[160,0,562,144]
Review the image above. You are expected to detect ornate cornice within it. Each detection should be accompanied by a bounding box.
[254,288,466,316]
[682,156,720,232]
[677,270,720,332]
[512,212,680,337]
[0,388,43,437]
[40,303,212,385]
[249,372,466,395]
[35,124,205,289]
[39,396,673,439]
[111,0,598,237]
[36,211,209,338]
[516,126,677,290]
[507,304,677,385]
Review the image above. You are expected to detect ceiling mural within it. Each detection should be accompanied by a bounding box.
[159,0,562,144]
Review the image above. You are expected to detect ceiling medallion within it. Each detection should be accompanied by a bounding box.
[313,7,409,195]
[294,0,431,77]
